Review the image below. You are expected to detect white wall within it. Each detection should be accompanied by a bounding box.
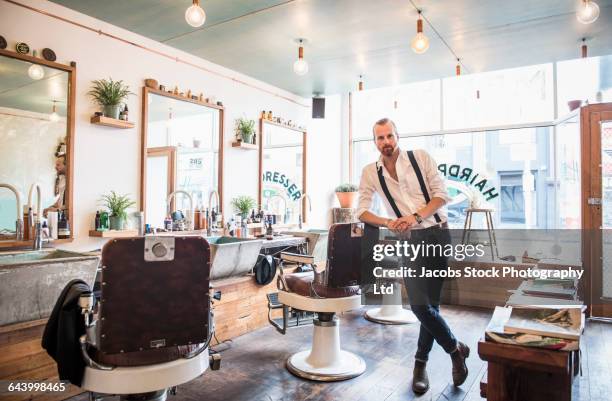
[0,0,343,251]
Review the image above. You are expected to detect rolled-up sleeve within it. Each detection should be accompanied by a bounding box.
[422,151,452,204]
[355,166,375,220]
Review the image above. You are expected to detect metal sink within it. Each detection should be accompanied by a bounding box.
[207,236,263,280]
[0,249,99,326]
[282,229,329,265]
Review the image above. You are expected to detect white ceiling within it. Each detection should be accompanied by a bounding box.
[50,0,612,97]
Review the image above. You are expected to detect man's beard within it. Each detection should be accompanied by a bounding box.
[381,146,394,156]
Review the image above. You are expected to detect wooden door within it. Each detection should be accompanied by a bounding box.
[582,103,612,318]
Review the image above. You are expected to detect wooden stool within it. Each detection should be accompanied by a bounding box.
[462,208,499,261]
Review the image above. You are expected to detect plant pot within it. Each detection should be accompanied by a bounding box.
[336,192,358,208]
[109,215,125,230]
[103,104,121,119]
[241,131,253,144]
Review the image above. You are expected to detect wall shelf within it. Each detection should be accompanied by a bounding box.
[232,141,258,150]
[89,229,138,238]
[90,115,135,129]
[261,118,306,133]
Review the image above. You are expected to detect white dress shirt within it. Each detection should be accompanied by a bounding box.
[356,149,451,228]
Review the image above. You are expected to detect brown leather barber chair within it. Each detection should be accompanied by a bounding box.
[79,236,220,401]
[269,223,368,381]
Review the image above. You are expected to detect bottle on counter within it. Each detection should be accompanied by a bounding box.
[123,104,129,121]
[22,205,30,241]
[265,220,274,240]
[194,208,201,230]
[58,211,70,239]
[164,215,173,231]
[94,211,101,230]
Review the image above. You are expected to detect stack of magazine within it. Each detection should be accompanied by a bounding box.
[485,306,584,351]
[507,276,581,307]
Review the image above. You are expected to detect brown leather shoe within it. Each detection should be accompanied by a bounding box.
[412,360,429,394]
[450,341,470,386]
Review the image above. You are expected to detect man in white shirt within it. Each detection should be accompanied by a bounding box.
[357,118,469,394]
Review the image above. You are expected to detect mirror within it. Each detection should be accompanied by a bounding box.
[0,50,74,245]
[141,87,224,229]
[258,119,307,225]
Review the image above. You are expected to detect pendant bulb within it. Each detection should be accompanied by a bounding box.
[411,11,430,54]
[456,59,461,76]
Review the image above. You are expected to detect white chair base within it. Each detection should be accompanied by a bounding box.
[286,318,366,381]
[277,291,365,381]
[364,305,418,324]
[81,350,209,395]
[365,281,417,325]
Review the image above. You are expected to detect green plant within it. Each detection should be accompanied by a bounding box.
[231,196,256,215]
[236,118,255,136]
[100,191,136,219]
[335,183,359,192]
[87,78,133,106]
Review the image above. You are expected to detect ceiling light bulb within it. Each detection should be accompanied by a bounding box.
[576,0,599,24]
[293,42,308,75]
[411,33,429,54]
[411,13,429,54]
[293,58,309,75]
[50,102,59,122]
[185,0,206,27]
[28,64,44,80]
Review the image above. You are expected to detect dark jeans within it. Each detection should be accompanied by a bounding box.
[402,227,457,362]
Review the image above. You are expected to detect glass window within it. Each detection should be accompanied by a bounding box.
[354,127,556,229]
[557,54,612,117]
[352,79,440,140]
[443,63,554,129]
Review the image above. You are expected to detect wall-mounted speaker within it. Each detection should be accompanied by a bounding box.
[312,97,325,119]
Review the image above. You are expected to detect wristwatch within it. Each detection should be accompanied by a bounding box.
[412,213,423,224]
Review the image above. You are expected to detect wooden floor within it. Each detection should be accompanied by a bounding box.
[69,306,612,401]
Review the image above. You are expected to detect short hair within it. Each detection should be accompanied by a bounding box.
[372,118,398,138]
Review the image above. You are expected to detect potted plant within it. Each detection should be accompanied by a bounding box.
[88,78,133,119]
[231,195,256,220]
[236,118,256,144]
[335,183,359,208]
[100,191,136,230]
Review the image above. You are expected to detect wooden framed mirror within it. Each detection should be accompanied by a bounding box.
[258,118,307,225]
[140,87,224,229]
[0,49,76,248]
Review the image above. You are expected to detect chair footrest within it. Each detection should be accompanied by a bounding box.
[280,252,315,265]
[267,292,282,308]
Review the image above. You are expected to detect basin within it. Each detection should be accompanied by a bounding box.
[207,236,264,280]
[0,249,99,326]
[282,229,329,265]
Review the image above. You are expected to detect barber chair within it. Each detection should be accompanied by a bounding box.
[268,223,367,381]
[79,236,220,401]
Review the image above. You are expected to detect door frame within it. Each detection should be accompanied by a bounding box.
[581,103,612,318]
[146,146,177,219]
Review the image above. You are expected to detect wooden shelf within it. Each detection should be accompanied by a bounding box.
[232,141,258,150]
[90,115,135,129]
[143,87,224,110]
[261,118,306,133]
[89,229,138,238]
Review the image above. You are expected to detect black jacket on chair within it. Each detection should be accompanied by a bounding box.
[41,279,92,386]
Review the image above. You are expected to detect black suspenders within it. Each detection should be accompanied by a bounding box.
[376,150,442,223]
